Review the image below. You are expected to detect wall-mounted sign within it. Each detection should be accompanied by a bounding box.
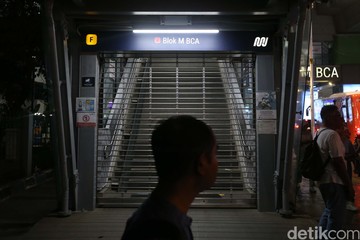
[76,97,96,112]
[82,77,95,87]
[76,97,97,127]
[86,34,98,45]
[315,65,341,80]
[257,120,277,134]
[82,31,273,52]
[256,91,277,134]
[256,91,277,120]
[253,37,269,47]
[76,113,97,127]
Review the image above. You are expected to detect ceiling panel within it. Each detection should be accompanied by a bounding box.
[315,0,360,33]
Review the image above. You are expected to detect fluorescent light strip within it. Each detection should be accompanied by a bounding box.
[133,29,219,34]
[133,12,220,15]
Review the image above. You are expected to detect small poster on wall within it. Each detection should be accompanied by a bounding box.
[256,91,277,134]
[76,97,97,127]
[257,120,277,134]
[256,91,276,120]
[76,97,96,113]
[76,113,97,127]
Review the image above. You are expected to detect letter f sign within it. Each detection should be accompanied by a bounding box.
[86,34,98,45]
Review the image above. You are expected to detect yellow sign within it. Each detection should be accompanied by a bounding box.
[86,34,97,45]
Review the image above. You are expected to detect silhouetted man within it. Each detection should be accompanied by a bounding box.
[121,115,218,240]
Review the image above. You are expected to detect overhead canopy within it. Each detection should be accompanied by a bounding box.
[54,0,295,33]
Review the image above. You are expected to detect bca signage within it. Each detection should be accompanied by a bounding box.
[315,65,341,80]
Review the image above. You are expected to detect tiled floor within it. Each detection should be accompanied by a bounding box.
[1,208,317,240]
[1,177,359,240]
[296,176,360,230]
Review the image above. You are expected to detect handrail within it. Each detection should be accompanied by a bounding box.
[218,60,256,191]
[118,59,150,190]
[97,58,144,190]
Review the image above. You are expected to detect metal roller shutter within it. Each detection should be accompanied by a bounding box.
[96,53,257,208]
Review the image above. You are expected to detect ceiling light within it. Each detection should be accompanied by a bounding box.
[133,29,219,34]
[133,12,220,15]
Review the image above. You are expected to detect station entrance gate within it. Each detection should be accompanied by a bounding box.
[95,53,257,208]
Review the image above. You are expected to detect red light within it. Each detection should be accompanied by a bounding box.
[357,128,360,135]
[295,123,300,129]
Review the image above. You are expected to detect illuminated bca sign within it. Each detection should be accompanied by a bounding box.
[315,65,341,80]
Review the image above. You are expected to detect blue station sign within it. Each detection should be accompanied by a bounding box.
[82,31,273,52]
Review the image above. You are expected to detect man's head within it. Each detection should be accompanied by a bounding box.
[151,115,217,189]
[320,105,343,130]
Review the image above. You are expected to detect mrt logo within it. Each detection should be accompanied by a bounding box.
[86,34,98,45]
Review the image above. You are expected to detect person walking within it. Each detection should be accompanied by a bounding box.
[317,105,354,231]
[337,126,358,211]
[121,115,218,240]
